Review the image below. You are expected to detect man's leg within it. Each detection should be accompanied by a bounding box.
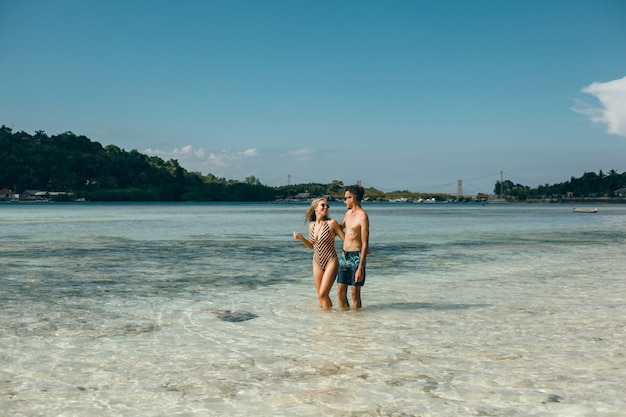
[351,285,362,310]
[337,283,350,310]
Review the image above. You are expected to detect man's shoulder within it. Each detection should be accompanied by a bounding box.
[346,208,367,224]
[355,207,368,218]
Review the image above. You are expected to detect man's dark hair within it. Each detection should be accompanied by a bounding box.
[346,184,365,202]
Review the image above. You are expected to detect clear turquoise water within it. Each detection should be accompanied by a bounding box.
[1,202,625,416]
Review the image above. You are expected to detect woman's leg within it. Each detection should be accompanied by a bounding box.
[312,261,324,307]
[317,260,338,309]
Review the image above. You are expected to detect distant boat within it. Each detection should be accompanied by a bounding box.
[573,208,598,213]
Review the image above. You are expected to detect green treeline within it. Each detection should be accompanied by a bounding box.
[495,170,626,200]
[2,126,625,202]
[0,126,276,201]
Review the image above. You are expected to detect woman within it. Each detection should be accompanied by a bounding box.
[293,198,344,309]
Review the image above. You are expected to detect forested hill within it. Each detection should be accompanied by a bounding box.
[2,126,625,202]
[494,170,626,200]
[0,126,276,201]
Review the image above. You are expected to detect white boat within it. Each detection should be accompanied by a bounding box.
[573,208,598,213]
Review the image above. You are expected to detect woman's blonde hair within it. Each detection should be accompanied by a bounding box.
[305,198,330,222]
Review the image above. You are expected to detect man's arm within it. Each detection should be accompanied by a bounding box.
[355,213,369,281]
[359,214,369,262]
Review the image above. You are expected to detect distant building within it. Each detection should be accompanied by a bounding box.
[614,187,626,197]
[21,190,49,201]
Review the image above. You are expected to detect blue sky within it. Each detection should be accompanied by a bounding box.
[1,0,625,194]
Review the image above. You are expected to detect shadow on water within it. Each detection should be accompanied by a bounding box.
[210,309,259,322]
[364,301,491,312]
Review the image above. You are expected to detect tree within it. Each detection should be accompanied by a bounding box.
[245,175,261,186]
[328,180,344,194]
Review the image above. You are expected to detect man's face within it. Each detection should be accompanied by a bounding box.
[343,192,355,209]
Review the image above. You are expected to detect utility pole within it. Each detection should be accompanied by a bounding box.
[287,174,291,198]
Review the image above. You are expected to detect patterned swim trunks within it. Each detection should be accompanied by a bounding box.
[337,250,365,286]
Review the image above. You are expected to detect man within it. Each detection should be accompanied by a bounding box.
[337,184,369,310]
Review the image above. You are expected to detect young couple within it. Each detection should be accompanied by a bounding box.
[293,184,370,310]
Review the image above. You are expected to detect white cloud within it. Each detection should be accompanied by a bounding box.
[288,147,317,160]
[209,148,257,166]
[179,144,205,158]
[144,145,258,174]
[90,130,109,138]
[144,145,205,160]
[575,76,626,137]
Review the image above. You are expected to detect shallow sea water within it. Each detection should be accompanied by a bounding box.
[1,202,624,416]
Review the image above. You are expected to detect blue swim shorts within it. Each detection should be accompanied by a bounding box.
[337,250,366,286]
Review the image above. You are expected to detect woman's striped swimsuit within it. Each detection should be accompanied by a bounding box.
[310,221,337,270]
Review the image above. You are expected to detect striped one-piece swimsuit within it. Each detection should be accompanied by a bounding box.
[309,221,337,270]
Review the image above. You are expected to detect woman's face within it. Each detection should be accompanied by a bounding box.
[315,199,329,216]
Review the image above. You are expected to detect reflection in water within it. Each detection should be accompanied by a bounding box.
[1,203,625,416]
[365,301,491,311]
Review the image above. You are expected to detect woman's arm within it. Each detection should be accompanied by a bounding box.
[293,224,314,249]
[330,219,345,241]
